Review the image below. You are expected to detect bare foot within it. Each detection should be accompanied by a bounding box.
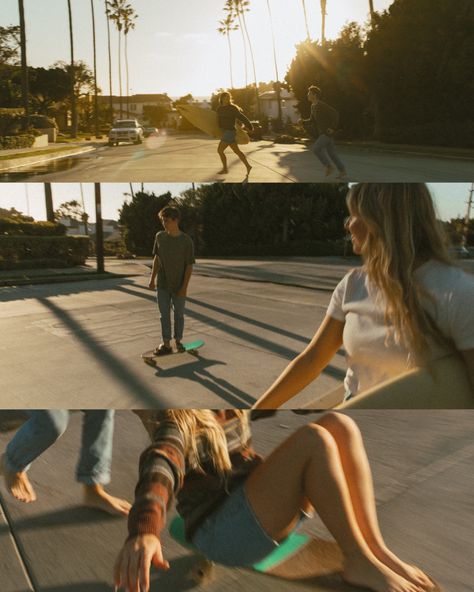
[1,453,37,503]
[217,168,228,174]
[374,549,434,591]
[343,551,425,592]
[83,484,131,517]
[325,164,334,176]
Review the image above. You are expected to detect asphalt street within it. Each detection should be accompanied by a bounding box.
[2,133,473,183]
[0,410,472,592]
[0,258,353,409]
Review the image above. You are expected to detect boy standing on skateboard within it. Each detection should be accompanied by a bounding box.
[302,85,347,178]
[148,206,195,355]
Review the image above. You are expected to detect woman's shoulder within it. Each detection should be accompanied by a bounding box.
[417,259,474,291]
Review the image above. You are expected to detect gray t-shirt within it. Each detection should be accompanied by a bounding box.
[152,231,195,293]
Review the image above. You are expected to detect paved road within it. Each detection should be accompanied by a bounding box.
[2,133,473,182]
[0,258,354,409]
[0,410,473,592]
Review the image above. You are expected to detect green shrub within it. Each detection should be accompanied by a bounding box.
[0,218,66,236]
[0,134,35,150]
[380,121,474,148]
[0,236,90,269]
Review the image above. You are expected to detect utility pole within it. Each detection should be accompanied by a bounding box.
[18,0,29,127]
[80,183,89,236]
[95,183,104,273]
[462,183,473,248]
[44,183,54,222]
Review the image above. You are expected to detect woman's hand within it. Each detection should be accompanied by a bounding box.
[114,534,169,592]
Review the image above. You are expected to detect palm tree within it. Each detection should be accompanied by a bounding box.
[320,0,327,45]
[232,0,261,119]
[368,0,375,26]
[105,1,114,123]
[217,12,238,88]
[122,4,137,117]
[224,0,247,86]
[106,0,124,118]
[17,0,29,126]
[265,0,282,126]
[67,0,78,137]
[301,0,311,41]
[91,0,99,136]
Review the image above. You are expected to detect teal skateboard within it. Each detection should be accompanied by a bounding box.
[169,515,343,584]
[142,340,204,367]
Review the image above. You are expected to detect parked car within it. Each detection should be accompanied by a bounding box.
[143,126,159,138]
[108,119,144,146]
[248,121,263,141]
[449,245,471,259]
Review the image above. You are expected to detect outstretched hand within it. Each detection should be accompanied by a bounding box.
[114,534,169,592]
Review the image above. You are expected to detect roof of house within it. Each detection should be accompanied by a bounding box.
[259,90,295,100]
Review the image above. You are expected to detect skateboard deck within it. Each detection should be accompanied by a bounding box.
[169,515,343,581]
[142,340,204,367]
[177,104,250,144]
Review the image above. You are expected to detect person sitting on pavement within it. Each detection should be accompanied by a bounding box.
[301,84,347,179]
[254,183,474,408]
[114,410,434,592]
[1,410,130,515]
[216,91,254,178]
[148,205,195,355]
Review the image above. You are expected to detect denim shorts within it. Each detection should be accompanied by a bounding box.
[192,484,278,566]
[221,129,236,144]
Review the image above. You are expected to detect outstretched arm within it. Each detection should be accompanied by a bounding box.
[253,315,344,409]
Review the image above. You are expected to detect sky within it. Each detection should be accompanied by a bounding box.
[1,0,393,97]
[0,183,472,223]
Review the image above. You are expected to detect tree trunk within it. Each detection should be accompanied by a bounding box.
[105,1,114,123]
[18,0,29,127]
[44,183,54,222]
[67,0,77,137]
[125,33,130,117]
[118,30,123,118]
[227,33,234,88]
[91,0,99,136]
[239,8,261,120]
[301,0,311,41]
[368,0,375,26]
[266,0,282,127]
[235,11,248,86]
[95,184,104,273]
[320,0,327,45]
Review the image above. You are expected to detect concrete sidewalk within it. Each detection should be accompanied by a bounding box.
[0,410,472,591]
[0,141,103,172]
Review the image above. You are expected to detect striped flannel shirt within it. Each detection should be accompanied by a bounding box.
[128,411,262,541]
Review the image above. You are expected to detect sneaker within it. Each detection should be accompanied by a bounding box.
[153,343,172,356]
[175,341,186,353]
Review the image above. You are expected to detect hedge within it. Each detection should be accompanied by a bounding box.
[0,218,66,236]
[0,134,35,150]
[200,239,346,258]
[380,120,474,149]
[0,236,90,269]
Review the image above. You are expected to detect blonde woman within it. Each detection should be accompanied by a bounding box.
[216,91,253,176]
[114,410,433,592]
[254,183,474,409]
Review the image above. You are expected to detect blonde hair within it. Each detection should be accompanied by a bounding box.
[347,183,453,360]
[163,410,248,475]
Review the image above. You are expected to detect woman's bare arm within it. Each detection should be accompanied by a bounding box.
[253,315,344,409]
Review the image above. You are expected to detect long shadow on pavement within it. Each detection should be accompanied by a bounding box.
[116,285,346,382]
[37,297,169,407]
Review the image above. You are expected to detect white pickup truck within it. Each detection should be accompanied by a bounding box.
[108,119,144,146]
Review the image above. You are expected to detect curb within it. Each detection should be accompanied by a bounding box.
[0,271,140,287]
[0,145,97,172]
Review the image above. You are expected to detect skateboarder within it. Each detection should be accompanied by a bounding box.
[302,85,347,178]
[1,410,130,516]
[216,91,254,178]
[254,183,474,408]
[114,410,433,592]
[148,206,195,355]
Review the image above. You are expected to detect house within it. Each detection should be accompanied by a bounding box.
[58,217,119,238]
[259,90,299,124]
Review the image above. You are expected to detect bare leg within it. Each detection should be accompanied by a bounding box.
[83,484,131,516]
[230,143,252,175]
[217,141,228,173]
[245,424,425,592]
[1,453,36,503]
[316,413,433,590]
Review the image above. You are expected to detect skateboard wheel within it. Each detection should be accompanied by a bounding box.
[190,558,215,585]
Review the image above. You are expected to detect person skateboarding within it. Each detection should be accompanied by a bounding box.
[1,410,130,516]
[216,91,254,178]
[254,183,474,408]
[114,410,434,592]
[302,85,347,178]
[148,206,195,355]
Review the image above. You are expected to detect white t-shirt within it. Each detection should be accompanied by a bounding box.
[327,260,474,395]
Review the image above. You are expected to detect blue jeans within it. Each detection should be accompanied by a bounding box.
[4,410,115,485]
[312,134,345,172]
[157,289,186,342]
